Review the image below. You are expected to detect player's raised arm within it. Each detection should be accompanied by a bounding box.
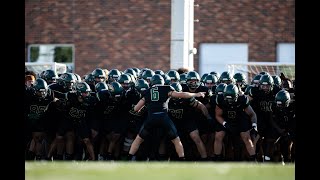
[170,91,206,99]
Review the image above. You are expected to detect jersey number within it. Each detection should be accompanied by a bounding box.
[151,88,159,101]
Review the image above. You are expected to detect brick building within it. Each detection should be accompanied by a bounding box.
[25,0,295,77]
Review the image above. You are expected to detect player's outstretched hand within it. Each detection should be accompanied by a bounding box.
[196,92,206,98]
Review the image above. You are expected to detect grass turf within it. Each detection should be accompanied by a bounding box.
[26,161,295,180]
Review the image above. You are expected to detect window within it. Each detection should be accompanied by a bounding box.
[199,43,248,76]
[28,44,75,72]
[276,43,295,63]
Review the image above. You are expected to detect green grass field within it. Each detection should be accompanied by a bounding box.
[26,161,295,180]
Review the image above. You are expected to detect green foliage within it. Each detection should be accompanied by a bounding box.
[30,47,39,62]
[54,47,73,63]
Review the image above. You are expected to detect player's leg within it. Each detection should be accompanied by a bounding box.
[213,124,226,161]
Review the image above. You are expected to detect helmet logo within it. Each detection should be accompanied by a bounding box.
[77,83,85,89]
[108,84,115,92]
[60,74,67,79]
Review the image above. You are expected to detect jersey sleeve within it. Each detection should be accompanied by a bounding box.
[238,95,250,109]
[215,94,224,108]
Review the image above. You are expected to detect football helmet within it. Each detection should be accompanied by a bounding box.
[138,68,151,79]
[33,78,49,98]
[135,79,149,93]
[59,72,77,90]
[84,74,95,85]
[161,74,171,85]
[218,71,234,84]
[118,74,132,90]
[259,71,270,76]
[124,68,138,80]
[142,69,155,83]
[154,70,165,76]
[42,69,58,84]
[209,71,220,79]
[108,81,124,101]
[223,84,239,105]
[166,70,180,82]
[92,68,106,83]
[215,83,227,95]
[259,74,274,93]
[75,82,91,100]
[272,75,282,87]
[204,74,218,89]
[275,89,291,109]
[73,73,82,83]
[233,72,247,88]
[170,82,182,92]
[108,69,122,82]
[150,74,164,86]
[95,82,109,92]
[126,73,136,86]
[179,73,187,85]
[200,73,208,83]
[132,67,141,76]
[75,81,91,93]
[186,71,201,89]
[251,74,262,87]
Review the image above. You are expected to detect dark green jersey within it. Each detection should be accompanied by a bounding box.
[168,97,195,120]
[143,85,175,113]
[216,94,250,121]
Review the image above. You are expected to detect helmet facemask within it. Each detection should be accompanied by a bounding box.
[259,75,274,93]
[36,88,48,99]
[75,82,91,102]
[223,84,239,105]
[109,82,124,102]
[224,94,238,105]
[220,78,233,85]
[260,83,272,93]
[33,78,49,99]
[187,79,200,89]
[275,90,291,110]
[276,100,289,109]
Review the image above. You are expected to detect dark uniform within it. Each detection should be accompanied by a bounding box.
[96,90,127,136]
[123,87,149,159]
[182,84,213,135]
[25,88,55,134]
[125,87,148,136]
[168,97,198,135]
[249,85,281,162]
[58,92,97,139]
[139,85,179,141]
[25,86,58,160]
[271,101,295,162]
[48,83,69,99]
[249,86,280,136]
[215,93,253,161]
[57,91,98,160]
[215,94,251,134]
[95,88,128,160]
[168,97,201,160]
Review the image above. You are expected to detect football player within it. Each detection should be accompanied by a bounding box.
[127,74,206,161]
[213,84,258,162]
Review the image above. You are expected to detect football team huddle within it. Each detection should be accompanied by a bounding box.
[25,67,295,163]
